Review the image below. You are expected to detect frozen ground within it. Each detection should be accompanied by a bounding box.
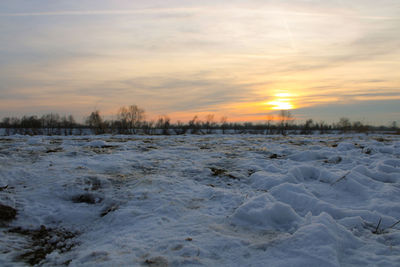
[0,134,400,266]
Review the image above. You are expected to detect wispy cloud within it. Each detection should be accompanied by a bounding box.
[1,7,399,21]
[0,1,399,123]
[0,7,199,17]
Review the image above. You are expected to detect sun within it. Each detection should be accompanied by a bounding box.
[268,101,294,110]
[266,93,295,110]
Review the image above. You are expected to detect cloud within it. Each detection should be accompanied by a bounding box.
[102,75,261,113]
[295,99,400,125]
[0,8,198,18]
[0,0,399,124]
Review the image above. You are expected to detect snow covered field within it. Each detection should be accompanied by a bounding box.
[1,134,400,266]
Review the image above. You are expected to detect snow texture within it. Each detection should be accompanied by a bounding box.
[0,134,400,266]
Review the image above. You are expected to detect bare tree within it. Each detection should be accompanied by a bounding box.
[156,115,171,135]
[220,116,228,134]
[337,117,351,133]
[204,114,216,134]
[41,113,61,135]
[118,105,145,134]
[279,110,293,135]
[301,119,314,135]
[189,115,201,134]
[117,106,129,133]
[86,110,104,134]
[60,115,76,135]
[352,121,368,133]
[174,120,186,135]
[265,115,274,135]
[391,121,397,130]
[142,120,154,135]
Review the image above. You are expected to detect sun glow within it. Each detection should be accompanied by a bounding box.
[266,93,295,110]
[269,101,294,110]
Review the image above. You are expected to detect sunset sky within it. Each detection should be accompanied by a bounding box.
[0,0,399,125]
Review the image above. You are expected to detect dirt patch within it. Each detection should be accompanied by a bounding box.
[210,167,226,176]
[269,153,284,159]
[8,225,78,265]
[209,167,239,180]
[72,193,102,204]
[100,204,119,217]
[143,256,168,267]
[0,138,15,143]
[90,147,116,154]
[0,185,9,191]
[133,165,157,175]
[248,169,256,176]
[363,148,372,154]
[49,139,63,145]
[45,147,63,153]
[83,177,103,191]
[374,137,390,143]
[139,146,158,152]
[324,156,342,164]
[0,203,17,223]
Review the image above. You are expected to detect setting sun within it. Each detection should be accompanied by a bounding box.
[269,101,294,110]
[266,93,295,110]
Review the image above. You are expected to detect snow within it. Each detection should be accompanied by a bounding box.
[86,140,108,148]
[0,134,400,266]
[231,193,303,232]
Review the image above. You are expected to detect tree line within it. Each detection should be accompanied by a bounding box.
[0,106,398,136]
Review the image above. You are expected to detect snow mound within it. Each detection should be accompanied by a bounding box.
[231,193,303,232]
[286,212,363,266]
[249,171,293,190]
[288,150,326,162]
[289,165,338,183]
[337,142,355,151]
[378,147,394,154]
[377,159,400,174]
[27,137,44,145]
[353,165,399,183]
[269,183,347,219]
[87,140,108,147]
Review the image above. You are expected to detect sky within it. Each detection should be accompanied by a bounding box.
[0,0,399,125]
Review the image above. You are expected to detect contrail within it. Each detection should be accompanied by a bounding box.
[281,15,297,53]
[0,8,195,17]
[0,10,136,17]
[255,9,400,21]
[0,8,398,21]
